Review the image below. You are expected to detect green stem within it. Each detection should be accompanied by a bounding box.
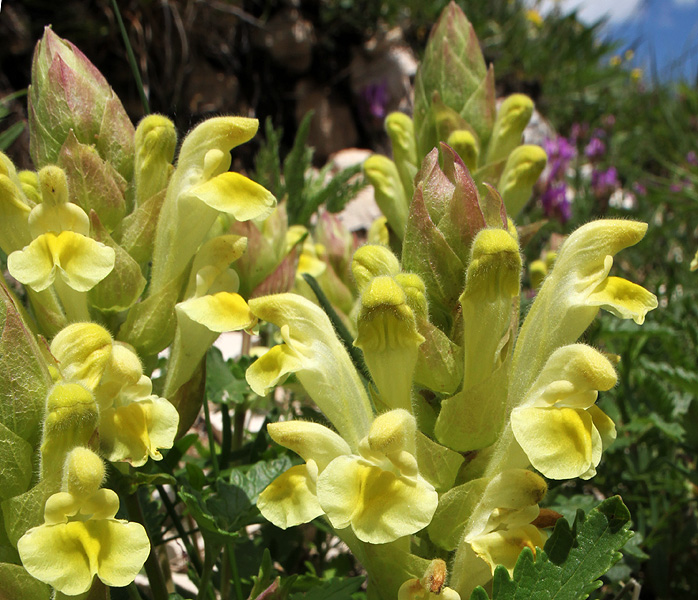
[54,278,90,322]
[156,484,203,574]
[196,541,217,600]
[202,386,220,479]
[110,0,151,115]
[220,402,232,470]
[226,542,244,600]
[123,492,169,600]
[126,582,143,600]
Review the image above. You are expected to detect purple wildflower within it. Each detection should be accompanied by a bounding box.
[632,182,647,196]
[360,80,390,121]
[591,166,619,195]
[686,151,698,166]
[585,137,606,159]
[541,182,571,223]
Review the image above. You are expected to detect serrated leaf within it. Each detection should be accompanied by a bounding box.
[470,496,633,600]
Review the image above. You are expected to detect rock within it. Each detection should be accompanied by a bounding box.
[295,79,359,161]
[253,8,315,74]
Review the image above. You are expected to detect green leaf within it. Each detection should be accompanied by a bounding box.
[0,562,51,600]
[0,422,34,502]
[470,496,633,600]
[290,576,365,600]
[0,122,25,152]
[284,111,315,226]
[206,346,250,405]
[228,456,293,503]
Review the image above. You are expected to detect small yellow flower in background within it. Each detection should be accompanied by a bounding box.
[631,68,643,82]
[691,248,698,271]
[624,49,635,61]
[525,9,543,27]
[610,55,622,67]
[17,447,150,596]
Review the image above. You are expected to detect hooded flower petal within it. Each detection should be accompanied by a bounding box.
[317,455,438,544]
[246,294,373,449]
[512,220,656,398]
[470,524,546,575]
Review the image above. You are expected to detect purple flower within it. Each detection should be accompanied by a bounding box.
[686,151,698,166]
[585,137,606,159]
[541,182,572,223]
[360,80,390,121]
[632,182,647,196]
[591,166,619,195]
[543,135,576,179]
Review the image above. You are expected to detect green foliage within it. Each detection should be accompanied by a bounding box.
[0,91,26,152]
[253,113,366,227]
[470,497,633,600]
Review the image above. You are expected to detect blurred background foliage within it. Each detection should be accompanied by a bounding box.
[2,1,698,599]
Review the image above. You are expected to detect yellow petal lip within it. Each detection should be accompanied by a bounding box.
[177,292,256,333]
[8,231,115,292]
[317,455,438,544]
[246,343,303,397]
[586,276,658,324]
[511,406,594,479]
[188,171,276,221]
[257,464,324,529]
[99,395,179,466]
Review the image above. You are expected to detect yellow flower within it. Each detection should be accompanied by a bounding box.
[50,323,179,467]
[510,344,617,479]
[17,448,150,595]
[398,559,461,600]
[246,293,373,449]
[258,410,438,544]
[7,166,115,293]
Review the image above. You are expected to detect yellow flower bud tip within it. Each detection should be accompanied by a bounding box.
[446,130,479,171]
[18,169,39,188]
[63,447,105,497]
[395,272,428,318]
[367,409,416,456]
[37,166,69,206]
[386,111,415,145]
[360,275,407,310]
[503,145,548,185]
[50,322,113,388]
[351,244,400,290]
[466,228,522,299]
[498,94,534,124]
[46,382,96,415]
[135,114,177,160]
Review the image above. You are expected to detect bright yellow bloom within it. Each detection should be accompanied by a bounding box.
[510,344,617,479]
[50,323,179,466]
[17,448,150,595]
[7,167,115,293]
[258,410,438,544]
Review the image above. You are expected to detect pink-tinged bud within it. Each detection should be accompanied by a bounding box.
[28,28,135,181]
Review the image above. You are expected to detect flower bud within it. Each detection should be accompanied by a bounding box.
[363,154,410,239]
[40,382,99,481]
[134,114,177,206]
[351,244,400,292]
[50,322,113,389]
[29,28,135,178]
[385,112,419,197]
[355,276,425,412]
[486,94,534,165]
[62,446,105,497]
[498,145,547,217]
[447,129,479,173]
